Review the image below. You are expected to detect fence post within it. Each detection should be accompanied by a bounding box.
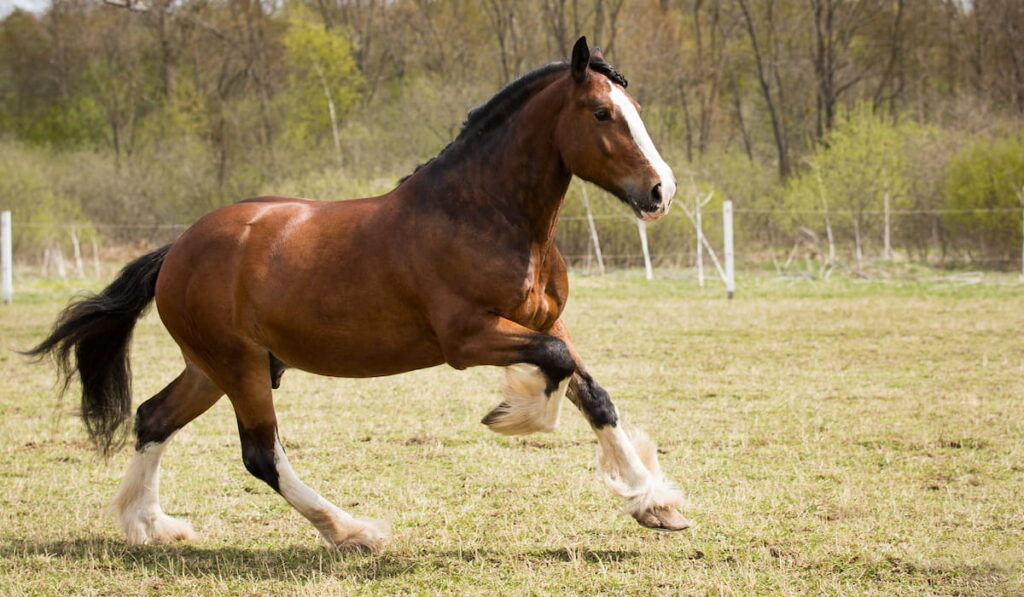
[70,227,85,278]
[1019,186,1023,281]
[91,236,101,278]
[580,185,605,275]
[723,200,735,299]
[637,219,653,280]
[695,197,704,287]
[883,191,893,261]
[2,211,11,304]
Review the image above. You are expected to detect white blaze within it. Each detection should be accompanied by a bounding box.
[607,80,676,209]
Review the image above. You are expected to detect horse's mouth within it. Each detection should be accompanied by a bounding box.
[632,199,671,222]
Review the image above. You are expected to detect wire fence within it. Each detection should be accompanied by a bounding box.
[3,204,1024,286]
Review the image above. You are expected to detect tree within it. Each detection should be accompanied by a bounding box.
[280,4,364,163]
[808,0,881,139]
[785,105,912,268]
[736,0,793,178]
[943,133,1024,263]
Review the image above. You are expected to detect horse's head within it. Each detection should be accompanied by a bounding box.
[556,37,676,221]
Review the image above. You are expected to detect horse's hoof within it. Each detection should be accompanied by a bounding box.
[325,516,390,554]
[633,505,693,531]
[122,513,197,545]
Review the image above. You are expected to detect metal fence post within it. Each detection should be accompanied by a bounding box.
[723,201,735,299]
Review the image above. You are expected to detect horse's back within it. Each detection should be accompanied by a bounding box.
[236,195,315,206]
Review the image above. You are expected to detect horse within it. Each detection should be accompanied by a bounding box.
[28,37,689,553]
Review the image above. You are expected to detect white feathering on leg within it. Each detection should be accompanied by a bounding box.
[483,364,567,435]
[272,438,390,553]
[596,427,687,517]
[110,438,197,545]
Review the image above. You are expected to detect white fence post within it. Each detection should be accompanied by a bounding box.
[723,200,735,299]
[2,211,12,304]
[695,197,704,287]
[1019,186,1023,281]
[70,227,85,278]
[91,236,101,278]
[637,219,653,280]
[580,185,605,275]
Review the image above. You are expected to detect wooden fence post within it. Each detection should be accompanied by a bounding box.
[70,227,85,278]
[1,211,11,304]
[637,219,653,280]
[580,185,605,275]
[695,197,704,287]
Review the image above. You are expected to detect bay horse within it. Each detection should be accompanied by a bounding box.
[29,37,688,552]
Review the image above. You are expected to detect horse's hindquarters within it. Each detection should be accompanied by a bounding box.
[156,197,447,380]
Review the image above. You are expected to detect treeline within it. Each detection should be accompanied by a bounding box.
[1,0,1022,270]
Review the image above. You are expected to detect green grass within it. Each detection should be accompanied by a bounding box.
[1,271,1022,595]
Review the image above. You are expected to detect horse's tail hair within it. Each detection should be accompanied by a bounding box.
[24,244,172,456]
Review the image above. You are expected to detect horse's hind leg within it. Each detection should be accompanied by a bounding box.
[112,361,224,544]
[221,356,389,552]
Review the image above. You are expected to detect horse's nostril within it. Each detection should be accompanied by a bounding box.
[651,183,662,203]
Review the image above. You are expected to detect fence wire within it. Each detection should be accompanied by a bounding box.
[5,205,1024,278]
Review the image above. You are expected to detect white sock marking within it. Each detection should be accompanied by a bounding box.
[111,436,196,544]
[274,438,354,525]
[273,438,389,550]
[594,425,685,516]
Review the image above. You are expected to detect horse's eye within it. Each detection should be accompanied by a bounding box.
[594,108,612,122]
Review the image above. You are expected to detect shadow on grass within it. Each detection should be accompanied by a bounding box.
[0,537,642,582]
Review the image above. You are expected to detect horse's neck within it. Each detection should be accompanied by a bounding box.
[424,118,571,250]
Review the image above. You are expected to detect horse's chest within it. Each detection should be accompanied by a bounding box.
[505,266,566,332]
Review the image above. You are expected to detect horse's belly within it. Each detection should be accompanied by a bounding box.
[261,317,445,378]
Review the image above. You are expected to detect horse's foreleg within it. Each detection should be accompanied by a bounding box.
[552,321,692,531]
[112,362,223,544]
[223,361,389,553]
[441,315,575,435]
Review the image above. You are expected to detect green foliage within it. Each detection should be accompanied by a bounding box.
[0,144,92,252]
[942,133,1024,261]
[159,72,210,142]
[790,105,911,212]
[0,0,1022,269]
[782,106,916,246]
[279,5,364,150]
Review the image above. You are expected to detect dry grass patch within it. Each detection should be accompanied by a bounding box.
[1,272,1022,595]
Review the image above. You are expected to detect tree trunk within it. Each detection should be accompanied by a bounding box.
[853,216,864,271]
[884,191,893,260]
[737,0,790,177]
[313,62,343,165]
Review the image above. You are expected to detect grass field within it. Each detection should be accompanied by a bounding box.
[1,271,1022,595]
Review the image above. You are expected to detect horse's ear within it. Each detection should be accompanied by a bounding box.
[571,36,589,83]
[591,46,604,60]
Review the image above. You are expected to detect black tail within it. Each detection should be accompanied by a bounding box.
[24,244,172,456]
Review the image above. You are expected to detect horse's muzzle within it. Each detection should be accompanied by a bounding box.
[634,179,675,222]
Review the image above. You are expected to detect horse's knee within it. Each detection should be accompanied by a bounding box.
[443,328,575,393]
[531,336,575,394]
[237,421,280,492]
[570,372,618,428]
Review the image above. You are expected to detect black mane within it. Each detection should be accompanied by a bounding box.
[399,55,628,183]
